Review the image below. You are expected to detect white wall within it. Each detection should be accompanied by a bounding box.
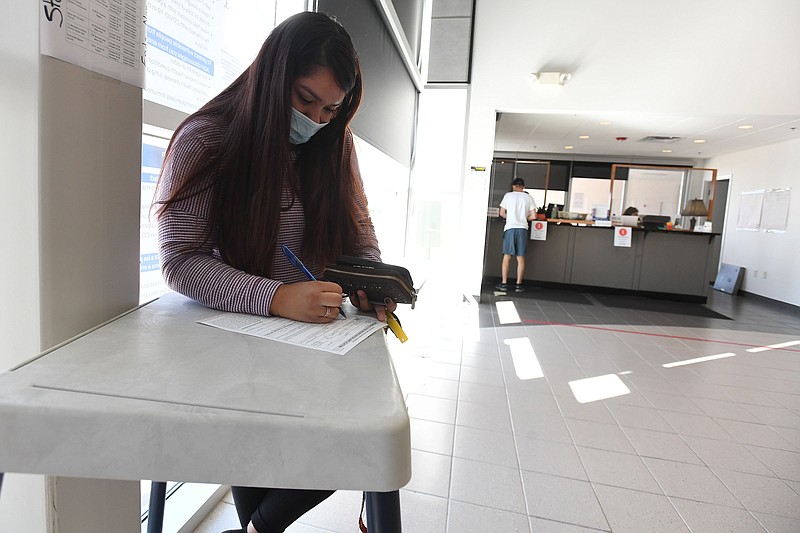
[706,137,800,305]
[407,86,470,283]
[1,0,41,377]
[459,101,496,295]
[0,3,47,531]
[1,3,143,531]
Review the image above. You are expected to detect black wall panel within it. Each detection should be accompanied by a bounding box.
[318,0,419,166]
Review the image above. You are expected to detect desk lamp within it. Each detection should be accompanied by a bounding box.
[681,198,708,231]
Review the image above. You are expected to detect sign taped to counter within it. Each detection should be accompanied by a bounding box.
[531,220,547,240]
[614,226,632,247]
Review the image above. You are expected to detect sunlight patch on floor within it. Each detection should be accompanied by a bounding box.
[504,337,544,380]
[495,300,521,324]
[746,340,800,353]
[569,374,631,403]
[662,352,736,368]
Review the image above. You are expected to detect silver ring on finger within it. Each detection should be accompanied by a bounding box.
[323,306,331,318]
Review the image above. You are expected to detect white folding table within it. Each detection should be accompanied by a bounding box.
[0,292,411,532]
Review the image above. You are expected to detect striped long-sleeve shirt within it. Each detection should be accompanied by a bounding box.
[156,117,381,317]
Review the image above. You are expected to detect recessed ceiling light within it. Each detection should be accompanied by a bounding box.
[599,121,611,126]
[578,135,590,139]
[662,149,672,153]
[693,139,706,144]
[564,145,574,150]
[738,124,754,129]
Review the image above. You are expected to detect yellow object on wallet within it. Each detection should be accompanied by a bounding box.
[386,312,408,343]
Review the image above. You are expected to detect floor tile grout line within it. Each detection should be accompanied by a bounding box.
[440,325,466,533]
[490,307,536,533]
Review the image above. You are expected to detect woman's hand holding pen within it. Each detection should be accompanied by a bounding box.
[349,290,396,323]
[271,281,346,323]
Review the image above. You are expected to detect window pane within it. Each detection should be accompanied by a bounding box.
[140,127,172,304]
[568,177,624,219]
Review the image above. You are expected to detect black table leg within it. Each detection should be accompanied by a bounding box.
[147,481,167,533]
[0,472,4,497]
[365,490,401,533]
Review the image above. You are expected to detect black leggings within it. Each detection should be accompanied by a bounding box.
[231,486,334,532]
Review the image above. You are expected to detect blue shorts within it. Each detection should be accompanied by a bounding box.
[502,228,528,256]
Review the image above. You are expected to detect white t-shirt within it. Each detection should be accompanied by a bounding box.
[500,191,535,231]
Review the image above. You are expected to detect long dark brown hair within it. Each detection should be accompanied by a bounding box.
[155,11,364,277]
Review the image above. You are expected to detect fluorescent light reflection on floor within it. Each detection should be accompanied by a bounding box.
[662,352,736,368]
[569,374,630,403]
[504,338,543,380]
[747,340,800,353]
[495,301,521,324]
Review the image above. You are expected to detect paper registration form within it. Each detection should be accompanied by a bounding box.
[198,312,385,355]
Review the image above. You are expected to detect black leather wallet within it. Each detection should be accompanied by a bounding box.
[324,255,417,308]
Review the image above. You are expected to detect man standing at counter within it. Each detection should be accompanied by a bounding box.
[496,177,536,293]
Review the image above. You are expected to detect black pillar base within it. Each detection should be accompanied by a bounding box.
[147,481,167,533]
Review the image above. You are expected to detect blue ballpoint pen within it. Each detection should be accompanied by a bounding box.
[281,244,347,318]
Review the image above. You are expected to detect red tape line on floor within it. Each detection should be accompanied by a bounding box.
[521,318,800,353]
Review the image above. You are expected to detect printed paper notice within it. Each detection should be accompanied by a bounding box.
[198,312,386,355]
[40,0,146,87]
[614,226,632,247]
[761,188,791,232]
[530,220,547,240]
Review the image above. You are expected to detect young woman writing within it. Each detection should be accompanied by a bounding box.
[155,11,395,533]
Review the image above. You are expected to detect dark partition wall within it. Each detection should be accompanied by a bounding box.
[318,0,420,167]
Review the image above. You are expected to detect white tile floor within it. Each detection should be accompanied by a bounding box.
[193,276,800,532]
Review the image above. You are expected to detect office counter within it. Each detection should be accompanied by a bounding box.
[0,292,411,530]
[485,220,720,300]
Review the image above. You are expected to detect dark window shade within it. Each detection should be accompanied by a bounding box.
[549,161,570,190]
[515,162,548,189]
[492,158,571,195]
[318,0,418,167]
[571,161,613,179]
[492,160,515,182]
[489,160,514,206]
[569,162,629,180]
[513,161,570,191]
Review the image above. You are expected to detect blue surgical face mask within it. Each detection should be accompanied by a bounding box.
[289,107,328,144]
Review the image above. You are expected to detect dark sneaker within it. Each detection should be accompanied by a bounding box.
[494,282,508,291]
[515,285,525,293]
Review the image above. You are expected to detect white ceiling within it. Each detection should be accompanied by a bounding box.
[472,1,800,162]
[494,111,800,160]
